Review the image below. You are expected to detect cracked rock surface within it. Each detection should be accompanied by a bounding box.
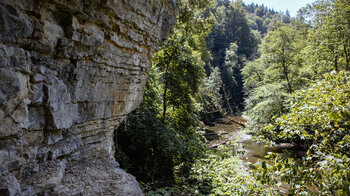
[0,0,176,195]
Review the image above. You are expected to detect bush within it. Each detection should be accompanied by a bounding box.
[254,71,350,195]
[244,83,290,134]
[142,142,275,195]
[116,108,185,185]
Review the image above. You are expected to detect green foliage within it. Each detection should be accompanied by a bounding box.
[201,42,243,118]
[254,71,350,195]
[118,0,350,195]
[222,42,241,112]
[177,0,216,33]
[260,25,302,93]
[225,43,240,76]
[205,1,296,114]
[241,60,264,91]
[154,28,205,125]
[116,68,185,183]
[245,3,292,36]
[274,71,350,144]
[242,1,350,194]
[116,0,215,188]
[116,51,208,185]
[200,66,223,116]
[142,143,275,195]
[244,83,290,133]
[206,0,260,111]
[243,0,350,136]
[184,143,275,195]
[303,0,350,74]
[116,107,184,183]
[242,24,307,135]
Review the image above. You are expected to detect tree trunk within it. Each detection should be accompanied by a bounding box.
[162,52,173,122]
[285,72,293,93]
[162,83,167,121]
[255,71,262,81]
[334,54,339,72]
[221,82,234,114]
[219,112,246,128]
[343,42,349,71]
[209,103,246,128]
[282,58,293,93]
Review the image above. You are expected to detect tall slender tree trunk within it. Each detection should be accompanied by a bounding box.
[221,82,233,114]
[284,70,293,93]
[334,54,339,72]
[162,83,168,121]
[162,52,173,122]
[282,58,293,93]
[343,43,349,70]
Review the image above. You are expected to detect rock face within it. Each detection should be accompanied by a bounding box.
[0,0,176,195]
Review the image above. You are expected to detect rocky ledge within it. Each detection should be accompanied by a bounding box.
[0,0,176,195]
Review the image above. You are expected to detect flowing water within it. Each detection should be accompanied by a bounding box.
[203,117,293,194]
[204,116,268,164]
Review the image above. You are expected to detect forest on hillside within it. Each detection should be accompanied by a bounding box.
[116,0,350,195]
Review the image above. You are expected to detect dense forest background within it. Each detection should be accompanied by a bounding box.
[116,0,350,195]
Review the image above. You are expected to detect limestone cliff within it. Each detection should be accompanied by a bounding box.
[0,0,176,195]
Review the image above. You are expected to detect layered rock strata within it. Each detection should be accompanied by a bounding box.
[0,0,176,195]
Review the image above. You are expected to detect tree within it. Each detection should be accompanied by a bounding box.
[256,71,350,195]
[203,66,223,111]
[153,29,206,131]
[303,0,350,75]
[240,1,350,194]
[244,83,290,132]
[116,0,215,187]
[241,60,264,91]
[116,68,185,184]
[260,25,299,93]
[282,10,291,24]
[254,16,264,33]
[206,0,259,112]
[222,42,239,112]
[242,24,307,133]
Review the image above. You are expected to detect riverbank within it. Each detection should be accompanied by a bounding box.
[203,116,299,195]
[204,116,268,164]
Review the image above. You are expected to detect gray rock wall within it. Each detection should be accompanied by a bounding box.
[0,0,176,195]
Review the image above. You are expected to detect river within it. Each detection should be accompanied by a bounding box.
[203,116,268,164]
[204,116,293,195]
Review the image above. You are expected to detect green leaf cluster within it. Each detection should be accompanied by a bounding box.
[115,0,215,188]
[205,0,261,111]
[242,1,350,193]
[143,142,275,195]
[254,71,350,195]
[243,0,350,136]
[242,24,304,133]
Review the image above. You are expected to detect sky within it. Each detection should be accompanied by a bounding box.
[242,0,316,17]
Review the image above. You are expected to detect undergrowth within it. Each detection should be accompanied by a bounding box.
[142,142,275,195]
